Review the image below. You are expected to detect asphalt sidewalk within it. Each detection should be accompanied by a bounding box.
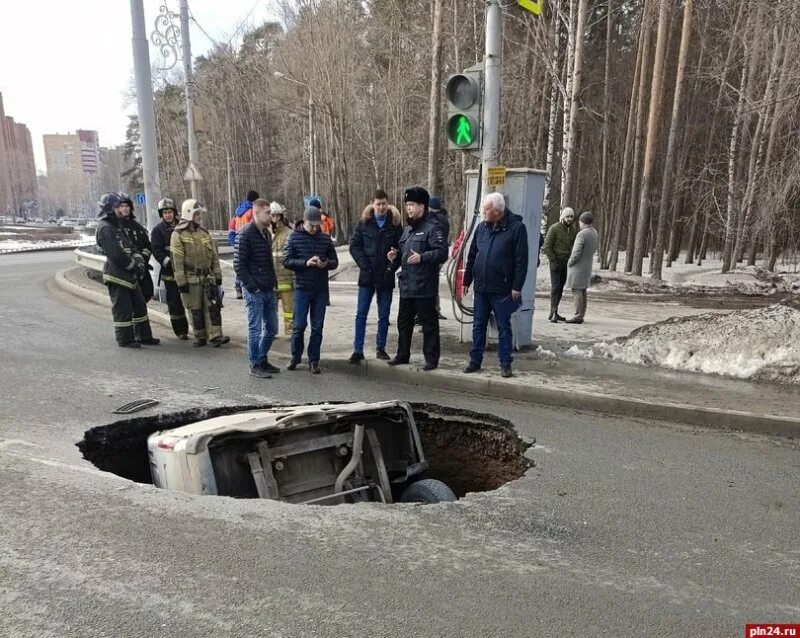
[56,260,800,437]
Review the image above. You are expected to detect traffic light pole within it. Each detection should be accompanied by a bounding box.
[481,0,502,195]
[130,0,161,232]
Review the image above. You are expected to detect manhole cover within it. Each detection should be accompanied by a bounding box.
[78,402,533,504]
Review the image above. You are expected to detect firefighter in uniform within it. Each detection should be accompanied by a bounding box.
[150,197,190,339]
[269,201,294,335]
[170,199,230,347]
[95,192,160,348]
[116,192,155,302]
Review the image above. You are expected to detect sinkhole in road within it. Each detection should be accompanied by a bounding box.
[77,402,533,504]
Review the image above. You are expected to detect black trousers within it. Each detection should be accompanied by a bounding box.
[549,262,568,316]
[164,280,189,337]
[396,296,439,365]
[108,283,153,345]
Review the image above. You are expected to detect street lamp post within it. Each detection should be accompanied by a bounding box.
[274,71,316,197]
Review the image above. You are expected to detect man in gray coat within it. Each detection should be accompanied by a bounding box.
[566,211,599,324]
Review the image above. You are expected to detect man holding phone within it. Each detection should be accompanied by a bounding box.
[282,206,338,373]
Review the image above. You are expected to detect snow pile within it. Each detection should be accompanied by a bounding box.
[568,303,800,385]
[0,234,95,252]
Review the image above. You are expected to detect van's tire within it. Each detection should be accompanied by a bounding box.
[400,479,457,504]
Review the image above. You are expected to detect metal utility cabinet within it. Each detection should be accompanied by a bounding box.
[462,168,546,348]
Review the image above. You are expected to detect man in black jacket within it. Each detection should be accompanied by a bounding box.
[95,192,160,348]
[116,193,154,302]
[462,192,529,378]
[235,199,280,378]
[150,197,189,340]
[387,186,447,371]
[283,206,338,373]
[348,189,402,363]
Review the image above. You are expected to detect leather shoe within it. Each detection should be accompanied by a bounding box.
[138,337,161,346]
[565,317,583,324]
[501,366,513,378]
[422,362,438,371]
[375,349,390,361]
[387,357,409,366]
[556,314,567,322]
[287,359,300,371]
[309,363,322,374]
[348,352,365,364]
[463,362,481,373]
[210,335,230,347]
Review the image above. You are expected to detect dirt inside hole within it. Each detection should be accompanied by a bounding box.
[77,402,533,500]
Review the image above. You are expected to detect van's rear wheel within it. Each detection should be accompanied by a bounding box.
[400,479,456,504]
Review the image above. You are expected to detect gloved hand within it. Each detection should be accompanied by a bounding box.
[135,261,147,280]
[215,277,223,286]
[178,284,189,293]
[162,256,171,268]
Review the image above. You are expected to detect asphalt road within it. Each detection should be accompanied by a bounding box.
[1,251,798,638]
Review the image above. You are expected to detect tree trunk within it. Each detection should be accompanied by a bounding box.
[542,0,562,225]
[609,18,645,272]
[625,3,653,273]
[721,60,749,273]
[652,0,692,280]
[599,0,613,267]
[560,0,589,210]
[631,0,670,276]
[426,0,444,194]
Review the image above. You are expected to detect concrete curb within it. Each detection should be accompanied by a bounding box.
[54,268,800,438]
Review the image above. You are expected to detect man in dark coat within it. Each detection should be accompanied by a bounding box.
[235,199,280,378]
[542,206,578,322]
[283,206,338,373]
[150,197,189,340]
[348,189,402,363]
[95,192,160,348]
[387,186,448,371]
[462,192,528,378]
[116,193,154,302]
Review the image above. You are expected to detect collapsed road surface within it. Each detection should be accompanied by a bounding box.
[1,251,798,638]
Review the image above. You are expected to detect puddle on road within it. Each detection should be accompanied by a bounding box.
[77,402,533,504]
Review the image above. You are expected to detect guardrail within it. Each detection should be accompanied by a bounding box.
[0,240,95,255]
[75,242,232,272]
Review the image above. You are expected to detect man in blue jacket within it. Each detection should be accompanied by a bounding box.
[234,199,280,378]
[462,192,529,378]
[228,189,259,299]
[283,206,338,373]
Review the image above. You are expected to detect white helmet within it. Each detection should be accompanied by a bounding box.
[180,199,206,222]
[269,201,285,215]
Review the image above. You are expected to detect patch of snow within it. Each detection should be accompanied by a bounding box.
[566,304,800,385]
[0,236,95,252]
[535,345,557,358]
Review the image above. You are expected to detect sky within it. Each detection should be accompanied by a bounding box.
[0,0,281,174]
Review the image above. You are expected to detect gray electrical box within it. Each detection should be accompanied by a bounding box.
[462,168,546,348]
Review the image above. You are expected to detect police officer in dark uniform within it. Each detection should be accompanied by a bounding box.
[116,192,155,302]
[150,197,190,339]
[387,186,447,371]
[95,193,160,348]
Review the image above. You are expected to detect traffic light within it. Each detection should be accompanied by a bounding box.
[445,64,483,152]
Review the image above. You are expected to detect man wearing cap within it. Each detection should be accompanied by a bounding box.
[95,192,160,348]
[150,197,190,339]
[566,211,599,324]
[269,201,295,335]
[283,206,338,373]
[171,199,230,347]
[386,186,448,371]
[542,206,578,322]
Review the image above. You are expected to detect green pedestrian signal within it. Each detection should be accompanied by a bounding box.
[445,66,483,152]
[447,114,476,148]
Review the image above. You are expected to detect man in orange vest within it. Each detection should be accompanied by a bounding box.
[309,198,335,238]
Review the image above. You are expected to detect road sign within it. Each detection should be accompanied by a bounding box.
[183,161,203,182]
[518,0,542,16]
[135,192,145,205]
[487,166,506,188]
